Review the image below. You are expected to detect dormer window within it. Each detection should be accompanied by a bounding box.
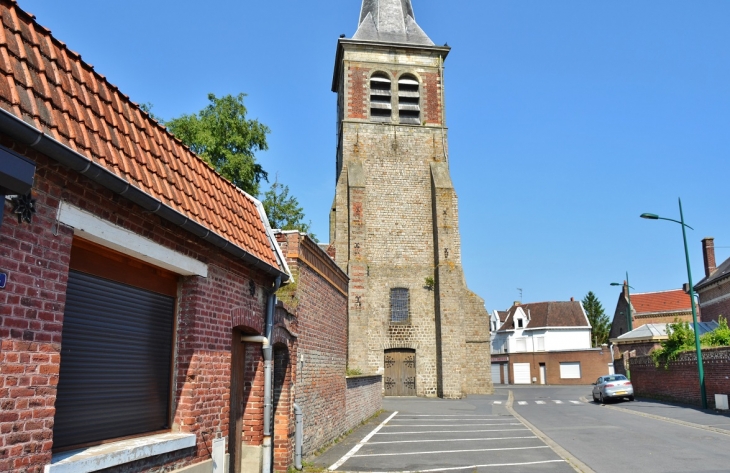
[398,75,420,125]
[370,73,392,122]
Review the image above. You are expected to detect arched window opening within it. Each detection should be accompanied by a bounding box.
[398,75,420,125]
[390,288,410,324]
[370,73,392,122]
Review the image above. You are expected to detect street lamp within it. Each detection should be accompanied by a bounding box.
[640,198,707,409]
[610,273,634,332]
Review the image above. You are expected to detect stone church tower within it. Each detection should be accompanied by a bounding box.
[329,0,492,398]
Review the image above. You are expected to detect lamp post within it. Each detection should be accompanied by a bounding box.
[611,273,634,333]
[640,198,707,409]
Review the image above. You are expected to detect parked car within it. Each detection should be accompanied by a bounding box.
[592,374,634,403]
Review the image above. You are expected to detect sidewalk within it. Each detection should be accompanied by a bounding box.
[607,397,730,432]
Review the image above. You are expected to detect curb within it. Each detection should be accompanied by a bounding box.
[507,391,596,473]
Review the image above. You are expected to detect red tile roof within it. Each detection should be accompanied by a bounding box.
[0,0,278,268]
[631,289,691,315]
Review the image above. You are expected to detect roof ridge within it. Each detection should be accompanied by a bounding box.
[632,289,685,296]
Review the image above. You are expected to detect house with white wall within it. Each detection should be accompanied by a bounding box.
[490,300,613,385]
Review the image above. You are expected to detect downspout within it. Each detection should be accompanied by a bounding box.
[293,403,303,470]
[264,276,282,473]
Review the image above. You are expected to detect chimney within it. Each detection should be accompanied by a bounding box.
[570,297,574,302]
[514,301,521,307]
[702,238,716,278]
[623,281,629,298]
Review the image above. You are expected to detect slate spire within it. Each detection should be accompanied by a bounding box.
[353,0,434,46]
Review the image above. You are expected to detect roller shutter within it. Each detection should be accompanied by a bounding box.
[53,270,175,449]
[513,363,531,384]
[559,362,582,379]
[491,364,502,384]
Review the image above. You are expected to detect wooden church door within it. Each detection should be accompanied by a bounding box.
[384,349,416,396]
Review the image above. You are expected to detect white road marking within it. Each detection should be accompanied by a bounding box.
[570,400,581,404]
[535,400,546,404]
[353,445,550,457]
[396,414,503,417]
[367,436,538,445]
[553,400,563,404]
[375,428,529,435]
[328,411,398,471]
[367,459,565,472]
[384,423,519,427]
[493,401,503,404]
[517,401,528,405]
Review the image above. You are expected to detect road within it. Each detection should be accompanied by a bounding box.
[316,385,730,472]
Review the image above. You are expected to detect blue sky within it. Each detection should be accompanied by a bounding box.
[21,0,730,316]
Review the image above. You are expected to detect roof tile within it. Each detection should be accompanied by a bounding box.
[631,289,691,315]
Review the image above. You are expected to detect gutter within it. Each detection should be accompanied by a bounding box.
[0,108,289,281]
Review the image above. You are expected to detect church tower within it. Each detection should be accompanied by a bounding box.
[330,0,492,398]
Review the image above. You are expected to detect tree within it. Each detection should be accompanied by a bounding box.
[139,102,163,124]
[262,178,316,241]
[166,93,269,196]
[582,291,610,347]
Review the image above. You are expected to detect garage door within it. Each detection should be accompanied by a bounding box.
[491,364,502,384]
[513,363,531,384]
[559,362,581,379]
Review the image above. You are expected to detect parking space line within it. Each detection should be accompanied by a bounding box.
[535,400,546,404]
[518,401,528,405]
[367,435,537,445]
[353,445,550,457]
[327,411,398,471]
[367,459,566,472]
[375,428,529,435]
[570,401,581,404]
[493,401,503,404]
[383,423,520,427]
[396,414,504,417]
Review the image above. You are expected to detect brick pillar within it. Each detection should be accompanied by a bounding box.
[702,237,716,278]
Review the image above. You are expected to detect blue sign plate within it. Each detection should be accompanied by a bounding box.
[0,272,6,289]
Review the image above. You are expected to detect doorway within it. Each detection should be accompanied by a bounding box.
[384,349,416,396]
[539,363,546,385]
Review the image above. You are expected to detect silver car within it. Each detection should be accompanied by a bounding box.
[592,374,634,403]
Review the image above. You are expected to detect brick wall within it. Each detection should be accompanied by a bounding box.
[630,347,730,408]
[698,279,730,323]
[0,141,285,472]
[345,375,383,429]
[275,232,352,458]
[508,349,614,385]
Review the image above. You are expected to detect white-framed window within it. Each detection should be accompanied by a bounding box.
[514,337,527,352]
[516,318,524,328]
[535,336,545,352]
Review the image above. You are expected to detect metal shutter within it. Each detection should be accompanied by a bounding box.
[54,270,175,449]
[559,362,582,379]
[513,363,531,384]
[491,364,502,384]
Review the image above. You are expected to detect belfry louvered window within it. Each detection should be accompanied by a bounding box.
[370,73,392,122]
[390,288,410,324]
[398,75,421,125]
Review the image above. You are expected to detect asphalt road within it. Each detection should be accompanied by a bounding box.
[508,385,730,473]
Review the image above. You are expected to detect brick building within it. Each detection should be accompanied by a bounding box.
[608,284,694,340]
[0,2,305,472]
[696,237,730,323]
[491,300,612,385]
[328,0,492,399]
[274,231,382,461]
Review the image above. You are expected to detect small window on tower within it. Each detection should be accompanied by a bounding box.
[390,288,410,324]
[370,73,392,122]
[398,75,421,125]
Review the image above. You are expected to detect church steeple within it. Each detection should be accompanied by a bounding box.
[353,0,434,46]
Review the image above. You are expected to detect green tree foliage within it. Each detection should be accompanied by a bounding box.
[652,317,730,369]
[139,102,163,124]
[166,93,269,196]
[262,178,316,241]
[582,291,610,347]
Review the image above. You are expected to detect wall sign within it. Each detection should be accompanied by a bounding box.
[0,272,6,289]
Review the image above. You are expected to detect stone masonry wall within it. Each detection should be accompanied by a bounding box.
[0,139,281,472]
[345,376,383,430]
[630,347,730,408]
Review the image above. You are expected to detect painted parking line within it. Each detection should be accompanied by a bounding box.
[375,428,530,435]
[493,401,503,404]
[367,436,538,445]
[535,400,546,404]
[553,400,563,404]
[383,423,520,427]
[328,411,398,471]
[396,414,504,417]
[367,459,566,473]
[517,401,528,405]
[353,445,551,458]
[569,400,581,404]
